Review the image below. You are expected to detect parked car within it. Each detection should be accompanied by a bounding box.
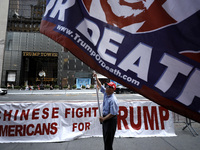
[115,85,134,94]
[0,88,7,95]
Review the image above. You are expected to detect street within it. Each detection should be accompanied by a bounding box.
[0,89,147,102]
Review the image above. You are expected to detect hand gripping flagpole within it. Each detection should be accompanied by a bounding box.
[93,71,102,118]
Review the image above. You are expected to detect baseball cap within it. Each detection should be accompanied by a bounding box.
[106,82,116,91]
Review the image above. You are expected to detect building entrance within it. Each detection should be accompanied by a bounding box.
[21,51,58,87]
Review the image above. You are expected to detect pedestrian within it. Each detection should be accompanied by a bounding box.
[93,73,118,150]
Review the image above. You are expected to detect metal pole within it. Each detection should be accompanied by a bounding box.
[93,71,101,117]
[96,80,102,117]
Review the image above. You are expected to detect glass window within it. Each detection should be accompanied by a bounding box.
[7,72,16,82]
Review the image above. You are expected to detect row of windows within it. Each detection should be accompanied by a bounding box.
[8,0,45,19]
[5,31,91,69]
[6,32,61,52]
[8,0,46,32]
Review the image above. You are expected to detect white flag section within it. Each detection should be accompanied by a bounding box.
[0,101,175,143]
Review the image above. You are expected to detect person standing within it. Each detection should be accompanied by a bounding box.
[93,73,118,150]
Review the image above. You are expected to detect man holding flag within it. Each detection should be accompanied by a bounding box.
[93,72,118,150]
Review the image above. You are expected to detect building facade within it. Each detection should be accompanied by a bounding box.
[0,0,94,89]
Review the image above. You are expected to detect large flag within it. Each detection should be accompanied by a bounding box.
[40,0,200,123]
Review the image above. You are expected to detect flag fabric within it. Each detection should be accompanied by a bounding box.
[40,0,200,123]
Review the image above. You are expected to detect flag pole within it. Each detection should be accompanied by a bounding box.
[93,71,102,117]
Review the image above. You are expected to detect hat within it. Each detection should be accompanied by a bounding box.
[106,82,116,91]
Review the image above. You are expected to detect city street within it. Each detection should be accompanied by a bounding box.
[0,90,200,150]
[0,89,147,102]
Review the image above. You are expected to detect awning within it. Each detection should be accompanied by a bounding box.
[97,73,107,79]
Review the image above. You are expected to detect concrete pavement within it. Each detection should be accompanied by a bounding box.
[0,89,200,150]
[0,123,200,150]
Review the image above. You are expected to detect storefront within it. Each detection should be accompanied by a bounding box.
[21,51,58,87]
[1,31,93,89]
[1,0,93,89]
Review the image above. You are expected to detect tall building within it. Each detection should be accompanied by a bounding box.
[0,0,93,89]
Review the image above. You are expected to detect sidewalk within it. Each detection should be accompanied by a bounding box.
[0,123,200,150]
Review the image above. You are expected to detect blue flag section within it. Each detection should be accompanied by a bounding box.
[40,0,200,123]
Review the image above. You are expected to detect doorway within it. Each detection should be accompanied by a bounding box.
[21,54,58,87]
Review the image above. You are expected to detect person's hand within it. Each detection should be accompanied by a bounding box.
[93,72,97,78]
[99,117,104,123]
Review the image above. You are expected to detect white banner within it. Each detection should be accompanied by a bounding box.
[0,100,175,143]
